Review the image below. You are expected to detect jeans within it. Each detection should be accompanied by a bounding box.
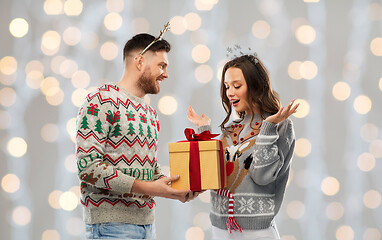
[85,222,156,239]
[211,220,280,240]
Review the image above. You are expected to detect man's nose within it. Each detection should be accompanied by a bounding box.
[162,69,168,78]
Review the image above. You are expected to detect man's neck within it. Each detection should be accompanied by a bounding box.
[118,71,145,98]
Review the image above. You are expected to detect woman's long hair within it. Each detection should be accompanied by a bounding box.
[219,55,281,132]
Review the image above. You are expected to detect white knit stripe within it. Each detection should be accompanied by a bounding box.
[254,141,275,145]
[210,211,274,217]
[255,135,278,145]
[256,134,278,139]
[232,192,275,197]
[253,159,279,168]
[228,192,234,215]
[212,191,275,198]
[224,190,228,197]
[218,189,230,197]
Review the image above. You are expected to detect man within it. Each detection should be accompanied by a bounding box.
[76,33,195,239]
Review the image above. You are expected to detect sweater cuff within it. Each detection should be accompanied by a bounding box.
[259,121,278,136]
[119,174,135,193]
[196,125,212,134]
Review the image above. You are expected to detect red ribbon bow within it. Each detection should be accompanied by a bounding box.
[184,128,219,141]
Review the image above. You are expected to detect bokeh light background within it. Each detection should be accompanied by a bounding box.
[1,0,381,239]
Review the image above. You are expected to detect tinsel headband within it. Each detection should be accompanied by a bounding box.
[226,44,259,64]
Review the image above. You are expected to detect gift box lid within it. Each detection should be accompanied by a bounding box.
[168,140,221,152]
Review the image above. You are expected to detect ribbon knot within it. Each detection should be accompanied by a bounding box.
[184,128,219,141]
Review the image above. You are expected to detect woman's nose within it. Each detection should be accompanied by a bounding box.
[227,88,234,97]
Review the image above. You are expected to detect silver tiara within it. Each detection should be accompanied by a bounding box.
[226,44,259,64]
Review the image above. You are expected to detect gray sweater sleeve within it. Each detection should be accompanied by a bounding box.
[249,119,295,185]
[196,124,212,134]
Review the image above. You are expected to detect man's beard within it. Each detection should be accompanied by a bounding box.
[137,70,159,94]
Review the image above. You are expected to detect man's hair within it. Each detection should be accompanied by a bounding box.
[123,33,171,61]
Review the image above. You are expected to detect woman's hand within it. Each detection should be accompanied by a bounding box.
[187,106,211,127]
[265,99,299,124]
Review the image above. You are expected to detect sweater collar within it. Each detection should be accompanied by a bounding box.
[115,83,146,104]
[236,113,263,124]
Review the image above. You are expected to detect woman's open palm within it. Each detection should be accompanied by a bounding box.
[187,106,211,127]
[265,99,299,124]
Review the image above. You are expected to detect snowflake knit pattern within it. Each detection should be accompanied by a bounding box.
[197,114,295,231]
[76,83,164,225]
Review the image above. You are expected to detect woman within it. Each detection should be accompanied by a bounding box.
[187,52,298,239]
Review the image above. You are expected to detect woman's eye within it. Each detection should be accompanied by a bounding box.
[234,85,241,89]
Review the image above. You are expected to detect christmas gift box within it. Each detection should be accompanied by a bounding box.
[168,129,226,191]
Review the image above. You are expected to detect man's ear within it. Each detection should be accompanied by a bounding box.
[134,55,144,71]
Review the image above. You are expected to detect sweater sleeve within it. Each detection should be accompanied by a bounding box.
[76,96,136,194]
[153,161,166,180]
[249,119,295,186]
[196,124,212,134]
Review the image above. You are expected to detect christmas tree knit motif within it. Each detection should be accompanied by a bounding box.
[138,123,144,136]
[127,122,135,136]
[94,119,103,134]
[154,129,158,140]
[111,123,122,137]
[147,125,152,138]
[80,115,89,130]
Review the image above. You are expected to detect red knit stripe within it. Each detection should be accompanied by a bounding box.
[88,88,151,113]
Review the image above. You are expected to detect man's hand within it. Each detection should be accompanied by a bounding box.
[131,175,192,203]
[184,191,202,202]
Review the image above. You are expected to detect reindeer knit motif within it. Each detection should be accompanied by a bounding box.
[76,83,164,225]
[197,114,295,231]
